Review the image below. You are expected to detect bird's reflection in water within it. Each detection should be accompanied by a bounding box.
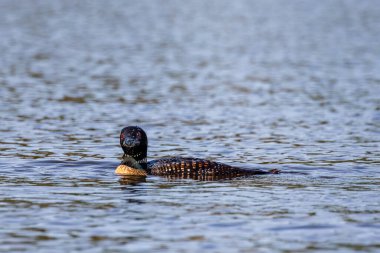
[118,175,147,185]
[118,172,285,185]
[117,174,237,185]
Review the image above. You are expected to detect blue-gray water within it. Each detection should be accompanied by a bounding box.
[0,0,379,252]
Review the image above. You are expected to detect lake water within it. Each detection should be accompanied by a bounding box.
[0,0,379,252]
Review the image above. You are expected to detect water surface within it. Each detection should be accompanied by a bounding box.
[0,0,379,252]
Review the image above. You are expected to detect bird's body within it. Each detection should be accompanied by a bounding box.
[116,126,279,179]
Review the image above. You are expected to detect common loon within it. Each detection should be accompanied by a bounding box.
[115,126,280,180]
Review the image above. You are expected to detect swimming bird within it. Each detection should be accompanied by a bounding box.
[115,126,280,180]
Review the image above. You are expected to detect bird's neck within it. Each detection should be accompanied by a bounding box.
[122,154,147,170]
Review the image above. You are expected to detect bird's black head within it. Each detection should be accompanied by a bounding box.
[120,126,148,163]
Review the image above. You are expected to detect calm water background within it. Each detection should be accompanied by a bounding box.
[1,0,380,252]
